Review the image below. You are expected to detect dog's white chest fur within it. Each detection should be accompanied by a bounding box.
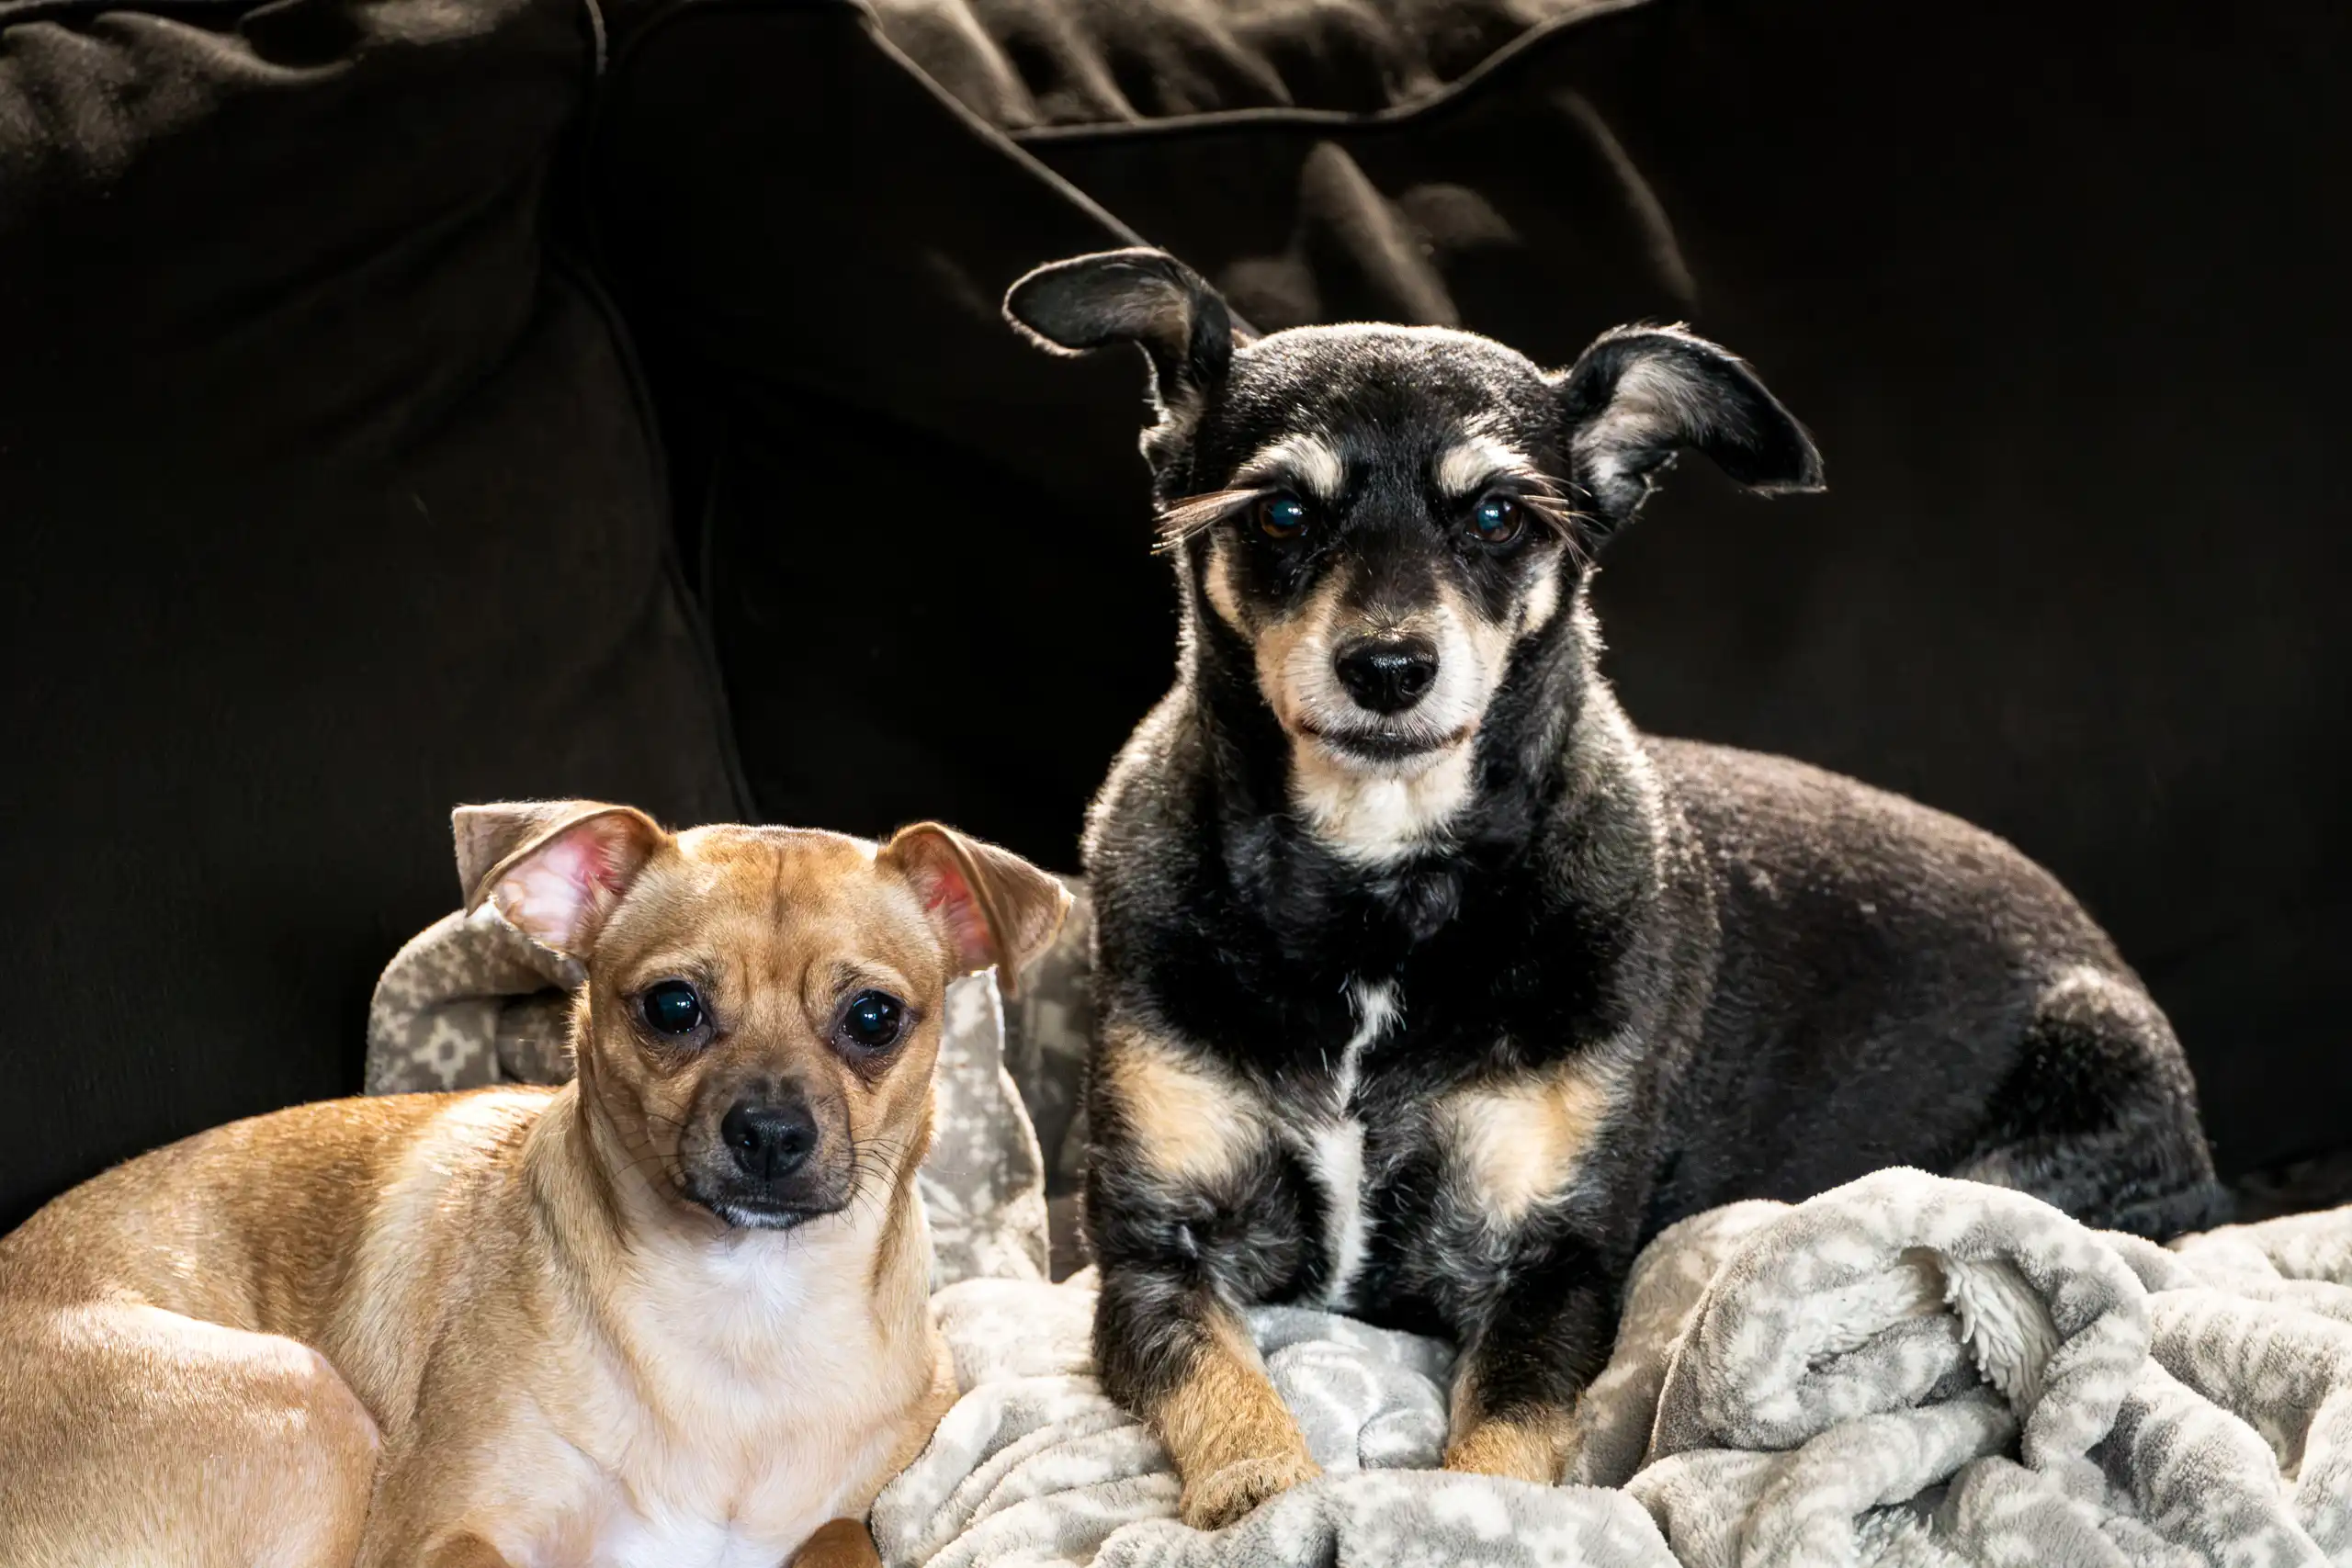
[593,1505,808,1568]
[500,1224,920,1568]
[1290,978,1400,1310]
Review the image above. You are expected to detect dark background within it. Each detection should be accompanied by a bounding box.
[3,0,2345,1229]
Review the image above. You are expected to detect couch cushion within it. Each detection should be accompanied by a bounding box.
[867,0,1643,129]
[0,0,744,1227]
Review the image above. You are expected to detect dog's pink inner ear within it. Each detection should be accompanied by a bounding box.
[883,824,1072,995]
[492,813,654,956]
[906,844,999,976]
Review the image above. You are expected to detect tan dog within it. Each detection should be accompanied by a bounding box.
[0,801,1069,1568]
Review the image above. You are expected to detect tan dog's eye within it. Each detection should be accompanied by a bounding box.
[641,980,705,1036]
[1256,493,1310,540]
[835,989,907,1055]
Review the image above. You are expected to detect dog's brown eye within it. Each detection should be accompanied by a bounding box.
[1468,494,1522,545]
[1257,494,1310,540]
[642,980,703,1036]
[837,990,906,1053]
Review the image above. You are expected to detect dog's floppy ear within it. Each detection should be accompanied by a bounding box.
[1004,248,1242,424]
[1551,325,1824,532]
[454,801,666,959]
[878,822,1072,998]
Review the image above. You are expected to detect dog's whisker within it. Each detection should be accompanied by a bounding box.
[1153,487,1269,551]
[1519,491,1597,567]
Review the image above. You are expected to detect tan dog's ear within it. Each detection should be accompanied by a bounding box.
[454,801,590,904]
[452,800,667,958]
[879,823,1072,998]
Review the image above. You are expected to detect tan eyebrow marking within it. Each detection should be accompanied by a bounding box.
[1432,424,1589,558]
[1433,431,1548,498]
[1154,432,1345,551]
[1234,433,1344,499]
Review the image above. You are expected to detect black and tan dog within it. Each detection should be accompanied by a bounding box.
[1004,248,2226,1529]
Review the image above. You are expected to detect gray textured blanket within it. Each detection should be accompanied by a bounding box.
[876,1169,2352,1568]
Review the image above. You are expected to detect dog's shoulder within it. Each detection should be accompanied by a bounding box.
[1085,689,1210,880]
[1081,689,1267,976]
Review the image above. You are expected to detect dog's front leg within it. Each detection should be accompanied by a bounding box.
[1442,1236,1619,1484]
[1085,1025,1320,1529]
[1096,1261,1320,1530]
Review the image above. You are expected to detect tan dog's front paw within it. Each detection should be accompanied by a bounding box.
[790,1518,883,1568]
[1179,1449,1323,1530]
[1443,1416,1567,1484]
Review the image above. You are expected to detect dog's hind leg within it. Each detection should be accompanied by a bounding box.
[0,1301,379,1567]
[1951,966,2231,1240]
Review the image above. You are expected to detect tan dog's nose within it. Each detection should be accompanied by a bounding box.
[719,1100,819,1182]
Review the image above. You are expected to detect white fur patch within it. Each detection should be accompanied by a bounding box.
[1295,979,1400,1310]
[591,1506,814,1568]
[1236,432,1344,500]
[548,1204,918,1568]
[1290,743,1476,865]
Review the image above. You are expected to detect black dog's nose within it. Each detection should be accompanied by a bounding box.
[720,1100,819,1180]
[1334,637,1439,714]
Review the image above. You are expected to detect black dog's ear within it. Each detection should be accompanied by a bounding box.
[1551,325,1824,530]
[1004,248,1240,422]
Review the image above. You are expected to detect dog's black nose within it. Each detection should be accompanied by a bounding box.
[1335,637,1439,714]
[720,1100,819,1180]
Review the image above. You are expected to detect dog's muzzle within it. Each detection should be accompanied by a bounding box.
[683,1094,852,1229]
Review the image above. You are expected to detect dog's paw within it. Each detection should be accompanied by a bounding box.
[1179,1449,1323,1530]
[789,1518,883,1568]
[1442,1416,1567,1485]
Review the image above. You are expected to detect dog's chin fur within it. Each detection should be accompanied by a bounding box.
[697,1197,842,1233]
[1295,720,1477,765]
[1287,732,1479,864]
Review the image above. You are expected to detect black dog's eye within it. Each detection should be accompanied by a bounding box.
[1468,494,1523,545]
[837,990,907,1053]
[640,980,704,1036]
[1257,493,1310,540]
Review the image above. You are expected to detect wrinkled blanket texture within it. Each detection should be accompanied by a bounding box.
[879,1170,2352,1568]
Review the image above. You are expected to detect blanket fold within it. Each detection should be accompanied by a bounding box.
[880,1170,2352,1567]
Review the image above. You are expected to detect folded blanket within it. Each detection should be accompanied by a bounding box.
[877,1277,1675,1568]
[878,1170,2352,1567]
